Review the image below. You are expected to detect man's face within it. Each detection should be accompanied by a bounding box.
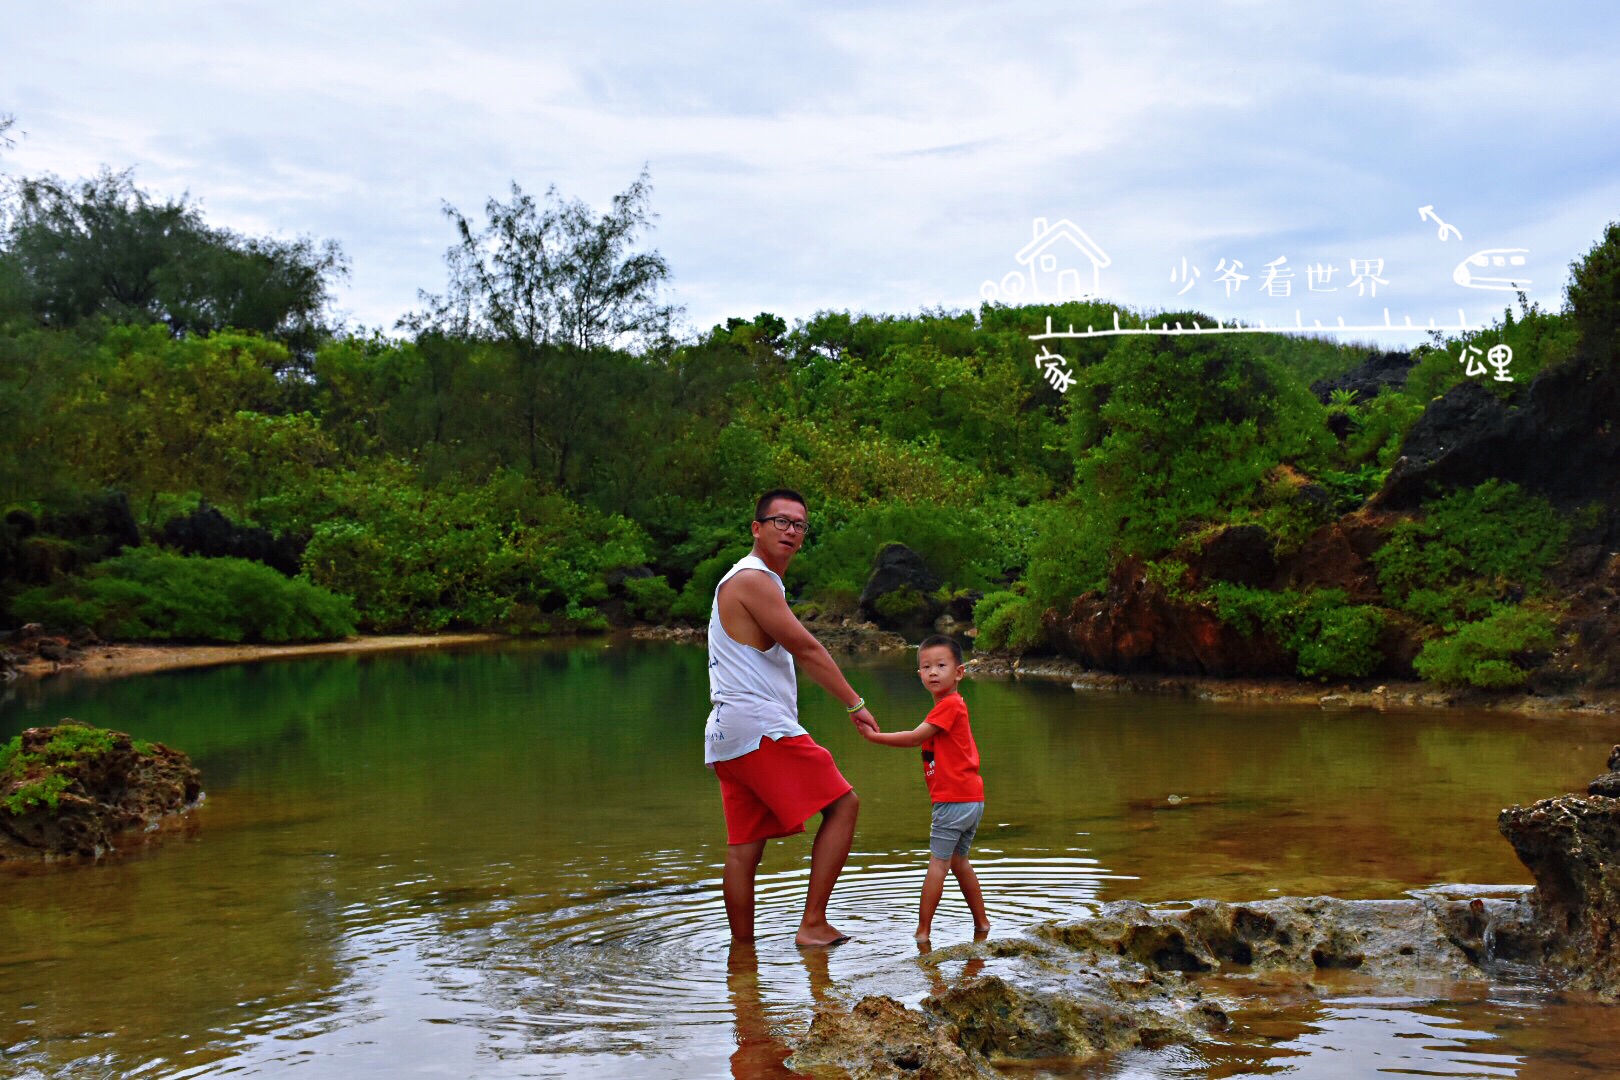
[753,498,808,559]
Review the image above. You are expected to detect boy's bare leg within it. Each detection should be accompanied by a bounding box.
[917,857,950,940]
[796,790,859,946]
[951,854,990,933]
[724,840,766,943]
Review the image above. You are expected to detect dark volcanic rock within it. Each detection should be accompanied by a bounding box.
[1048,558,1293,677]
[1376,349,1620,533]
[858,544,945,636]
[1191,525,1276,588]
[1311,350,1415,404]
[0,721,203,861]
[161,504,306,576]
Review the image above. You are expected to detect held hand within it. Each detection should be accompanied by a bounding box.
[851,706,878,736]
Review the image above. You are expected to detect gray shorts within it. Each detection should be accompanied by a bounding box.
[929,801,984,861]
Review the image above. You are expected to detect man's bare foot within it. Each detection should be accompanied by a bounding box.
[795,921,851,948]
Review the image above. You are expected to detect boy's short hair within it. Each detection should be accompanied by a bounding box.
[754,488,807,522]
[918,634,964,665]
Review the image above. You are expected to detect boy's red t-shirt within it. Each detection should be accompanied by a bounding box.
[921,691,984,803]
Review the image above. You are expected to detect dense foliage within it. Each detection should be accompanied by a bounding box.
[3,153,1612,694]
[12,548,356,643]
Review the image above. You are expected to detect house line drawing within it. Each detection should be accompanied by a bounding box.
[982,217,1113,303]
[1015,217,1111,299]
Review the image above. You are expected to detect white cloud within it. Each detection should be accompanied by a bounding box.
[2,0,1616,338]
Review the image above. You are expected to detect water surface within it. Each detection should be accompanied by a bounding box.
[1,640,1615,1077]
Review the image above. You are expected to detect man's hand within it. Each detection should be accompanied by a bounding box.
[850,706,878,735]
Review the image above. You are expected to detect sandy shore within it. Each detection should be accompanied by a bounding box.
[14,633,505,682]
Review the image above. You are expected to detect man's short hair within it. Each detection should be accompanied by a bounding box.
[754,488,807,522]
[918,634,964,665]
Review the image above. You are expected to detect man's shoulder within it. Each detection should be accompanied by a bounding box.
[719,565,784,598]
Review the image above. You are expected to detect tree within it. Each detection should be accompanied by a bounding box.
[0,169,346,368]
[409,170,678,486]
[1567,220,1620,361]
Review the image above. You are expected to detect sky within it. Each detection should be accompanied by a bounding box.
[4,1,1619,345]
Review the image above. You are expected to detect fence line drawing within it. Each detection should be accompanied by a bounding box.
[1028,307,1485,343]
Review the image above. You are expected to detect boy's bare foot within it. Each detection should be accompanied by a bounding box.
[795,920,851,947]
[973,923,991,937]
[914,928,932,942]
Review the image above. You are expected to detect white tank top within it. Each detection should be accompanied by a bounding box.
[703,554,806,765]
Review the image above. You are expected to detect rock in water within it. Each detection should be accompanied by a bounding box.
[0,720,202,861]
[791,995,993,1079]
[1500,759,1620,997]
[795,748,1620,1071]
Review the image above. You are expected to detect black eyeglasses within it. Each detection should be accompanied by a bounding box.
[757,515,810,535]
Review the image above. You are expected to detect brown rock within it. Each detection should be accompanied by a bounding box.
[1499,781,1620,997]
[0,721,202,861]
[1047,558,1293,677]
[790,994,991,1079]
[1277,513,1390,601]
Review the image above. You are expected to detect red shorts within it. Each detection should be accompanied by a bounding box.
[714,734,853,846]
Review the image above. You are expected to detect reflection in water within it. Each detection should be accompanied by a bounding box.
[1099,984,1534,1079]
[3,640,1620,1077]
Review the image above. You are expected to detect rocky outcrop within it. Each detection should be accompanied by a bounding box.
[1497,744,1620,996]
[790,995,994,1080]
[160,503,305,576]
[794,892,1542,1075]
[1046,557,1293,677]
[796,748,1620,1071]
[859,544,945,637]
[1375,348,1620,537]
[1310,349,1414,406]
[0,721,202,861]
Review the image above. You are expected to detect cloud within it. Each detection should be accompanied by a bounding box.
[2,0,1616,338]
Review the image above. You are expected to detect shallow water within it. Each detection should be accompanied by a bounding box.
[1,639,1617,1078]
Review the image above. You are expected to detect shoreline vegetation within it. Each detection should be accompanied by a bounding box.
[3,164,1618,708]
[13,628,1618,718]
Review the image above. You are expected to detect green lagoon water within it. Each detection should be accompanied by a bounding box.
[2,640,1617,1078]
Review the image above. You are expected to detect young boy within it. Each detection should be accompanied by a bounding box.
[862,634,989,941]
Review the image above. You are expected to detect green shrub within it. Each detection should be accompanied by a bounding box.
[1201,583,1384,679]
[1290,594,1385,679]
[622,575,677,622]
[12,547,356,643]
[786,502,1004,604]
[287,467,648,633]
[973,590,1045,653]
[1413,605,1559,688]
[1,722,156,816]
[1372,480,1567,628]
[1343,389,1425,468]
[1065,334,1332,558]
[873,585,929,623]
[671,544,751,622]
[1567,220,1620,359]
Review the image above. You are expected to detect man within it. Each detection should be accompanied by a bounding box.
[704,488,878,946]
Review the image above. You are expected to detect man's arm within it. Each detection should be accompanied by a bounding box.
[863,721,942,748]
[732,571,878,731]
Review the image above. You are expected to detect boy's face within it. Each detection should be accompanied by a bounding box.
[917,645,965,696]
